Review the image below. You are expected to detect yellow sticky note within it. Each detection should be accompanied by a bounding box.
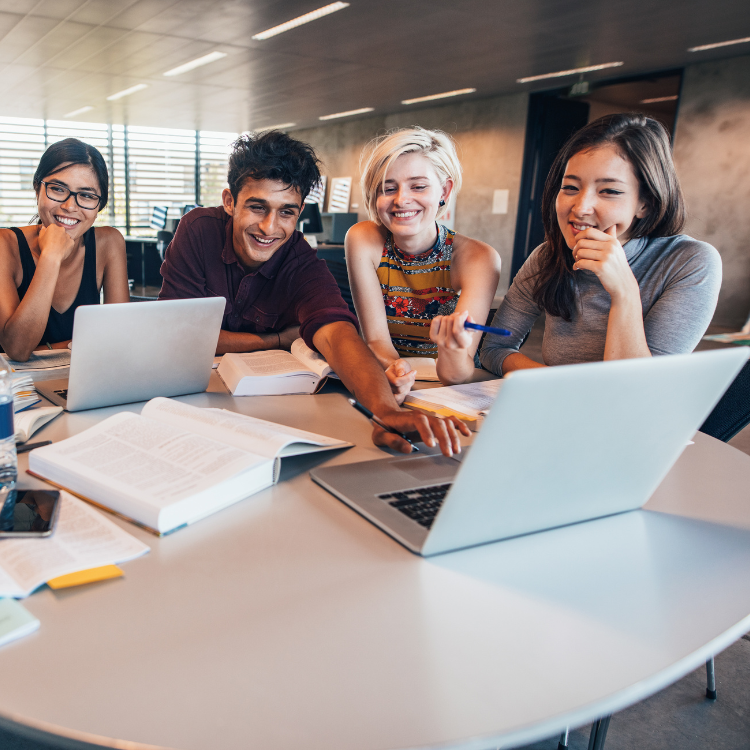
[47,565,123,590]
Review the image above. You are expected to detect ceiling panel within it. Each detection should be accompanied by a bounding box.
[0,0,747,131]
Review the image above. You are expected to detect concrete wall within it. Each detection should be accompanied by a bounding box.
[294,92,528,293]
[673,55,750,328]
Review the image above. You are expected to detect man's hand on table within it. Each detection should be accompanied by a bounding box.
[371,408,470,457]
[313,320,470,458]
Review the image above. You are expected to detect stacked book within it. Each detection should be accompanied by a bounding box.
[11,375,40,412]
[1,349,70,382]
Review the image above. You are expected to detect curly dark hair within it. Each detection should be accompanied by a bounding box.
[532,113,686,321]
[227,130,322,203]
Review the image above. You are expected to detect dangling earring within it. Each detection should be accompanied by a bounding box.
[439,199,446,207]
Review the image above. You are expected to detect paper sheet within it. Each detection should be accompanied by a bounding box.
[405,380,503,418]
[0,492,149,598]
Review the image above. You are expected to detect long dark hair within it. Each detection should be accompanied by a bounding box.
[33,138,109,211]
[532,113,686,321]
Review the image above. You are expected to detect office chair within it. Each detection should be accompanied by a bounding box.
[697,358,750,699]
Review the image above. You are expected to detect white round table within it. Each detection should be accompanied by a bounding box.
[2,379,750,750]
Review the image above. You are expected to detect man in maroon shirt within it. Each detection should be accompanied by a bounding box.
[159,131,467,455]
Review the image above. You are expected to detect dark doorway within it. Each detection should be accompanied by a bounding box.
[510,71,683,280]
[510,95,589,279]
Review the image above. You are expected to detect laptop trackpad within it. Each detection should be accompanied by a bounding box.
[392,455,458,482]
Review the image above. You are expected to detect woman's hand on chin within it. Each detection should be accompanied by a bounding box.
[430,310,474,353]
[384,358,417,404]
[572,225,640,302]
[38,224,75,264]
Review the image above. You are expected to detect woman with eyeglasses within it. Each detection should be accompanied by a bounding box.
[0,138,128,361]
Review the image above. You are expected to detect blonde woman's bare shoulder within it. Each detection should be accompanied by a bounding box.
[452,233,501,267]
[345,220,387,258]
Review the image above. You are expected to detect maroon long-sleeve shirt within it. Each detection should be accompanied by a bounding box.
[158,207,358,351]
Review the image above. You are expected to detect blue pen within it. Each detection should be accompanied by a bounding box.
[464,321,511,336]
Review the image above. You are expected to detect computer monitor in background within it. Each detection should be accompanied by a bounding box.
[298,202,323,234]
[182,204,200,216]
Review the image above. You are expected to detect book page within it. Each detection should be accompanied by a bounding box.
[2,350,71,371]
[405,380,503,418]
[232,350,314,377]
[403,357,439,381]
[290,339,334,378]
[14,406,62,443]
[142,397,349,458]
[33,412,265,506]
[0,492,149,598]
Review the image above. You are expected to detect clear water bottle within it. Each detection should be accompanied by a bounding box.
[0,363,17,505]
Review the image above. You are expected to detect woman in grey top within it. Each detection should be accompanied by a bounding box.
[480,113,722,376]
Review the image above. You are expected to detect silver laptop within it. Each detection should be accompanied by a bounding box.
[37,298,225,411]
[311,347,749,556]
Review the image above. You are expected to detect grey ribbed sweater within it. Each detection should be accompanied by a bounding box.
[480,235,722,375]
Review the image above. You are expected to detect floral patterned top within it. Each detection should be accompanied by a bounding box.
[376,224,459,357]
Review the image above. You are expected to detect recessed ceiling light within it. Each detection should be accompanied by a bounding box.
[163,51,227,77]
[319,107,374,120]
[252,2,349,40]
[106,84,149,101]
[64,106,94,118]
[253,122,297,131]
[688,36,750,52]
[640,95,679,104]
[517,62,624,84]
[401,88,476,105]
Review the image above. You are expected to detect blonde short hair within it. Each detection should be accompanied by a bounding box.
[360,127,462,224]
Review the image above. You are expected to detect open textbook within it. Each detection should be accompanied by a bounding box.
[218,338,339,395]
[28,397,351,535]
[14,406,63,443]
[403,379,503,430]
[0,492,149,599]
[2,350,71,382]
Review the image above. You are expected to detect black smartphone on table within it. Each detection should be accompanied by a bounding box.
[0,489,61,537]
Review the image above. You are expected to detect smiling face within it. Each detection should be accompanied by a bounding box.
[555,145,648,250]
[35,163,101,240]
[375,152,451,246]
[222,178,303,271]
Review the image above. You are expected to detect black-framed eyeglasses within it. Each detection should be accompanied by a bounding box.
[41,181,101,210]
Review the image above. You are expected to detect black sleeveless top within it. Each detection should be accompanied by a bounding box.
[12,226,99,345]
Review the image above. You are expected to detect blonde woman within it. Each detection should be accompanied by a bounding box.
[345,127,500,402]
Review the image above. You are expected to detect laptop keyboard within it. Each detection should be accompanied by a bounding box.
[378,484,452,529]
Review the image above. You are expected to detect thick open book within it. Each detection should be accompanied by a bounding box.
[218,339,338,395]
[403,379,503,430]
[28,397,351,535]
[0,492,149,598]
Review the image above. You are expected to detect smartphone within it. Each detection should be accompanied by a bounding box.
[0,489,61,537]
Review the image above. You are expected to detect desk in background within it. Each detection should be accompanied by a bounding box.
[2,379,750,750]
[316,243,354,314]
[125,236,162,298]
